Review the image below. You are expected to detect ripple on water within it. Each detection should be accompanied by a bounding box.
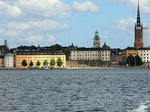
[0,69,150,112]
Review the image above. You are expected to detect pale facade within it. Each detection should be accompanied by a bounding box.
[70,48,110,62]
[4,53,14,68]
[138,48,150,66]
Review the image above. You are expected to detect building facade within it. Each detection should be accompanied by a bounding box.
[134,3,144,48]
[122,47,139,62]
[4,53,14,68]
[70,43,111,62]
[15,51,66,68]
[0,56,4,67]
[138,48,150,66]
[93,31,100,48]
[111,48,123,65]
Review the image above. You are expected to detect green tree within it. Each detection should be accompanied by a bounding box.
[29,61,34,67]
[43,60,48,66]
[51,44,62,50]
[135,55,143,66]
[21,60,28,67]
[127,55,135,66]
[50,58,55,68]
[36,61,41,67]
[57,58,63,68]
[63,48,71,60]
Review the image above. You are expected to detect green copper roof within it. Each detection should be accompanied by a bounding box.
[101,43,110,50]
[94,31,100,40]
[5,53,13,56]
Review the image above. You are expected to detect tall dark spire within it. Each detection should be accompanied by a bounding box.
[137,1,141,26]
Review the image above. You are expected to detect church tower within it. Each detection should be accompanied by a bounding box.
[134,2,144,48]
[93,31,100,48]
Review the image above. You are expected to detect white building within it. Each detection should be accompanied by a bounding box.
[4,53,14,68]
[70,43,111,62]
[138,48,150,66]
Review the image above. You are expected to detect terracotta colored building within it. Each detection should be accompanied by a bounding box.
[134,3,144,48]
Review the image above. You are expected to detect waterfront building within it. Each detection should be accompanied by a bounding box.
[111,48,123,65]
[122,47,138,62]
[70,43,110,62]
[134,3,144,48]
[138,48,150,66]
[100,43,111,61]
[93,31,100,48]
[15,50,66,68]
[0,56,4,67]
[4,53,14,68]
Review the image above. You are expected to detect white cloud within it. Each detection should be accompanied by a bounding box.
[16,0,72,18]
[0,0,100,19]
[0,20,68,45]
[73,1,99,13]
[47,35,55,42]
[112,0,150,14]
[6,20,69,31]
[25,35,55,43]
[0,1,22,19]
[105,18,136,32]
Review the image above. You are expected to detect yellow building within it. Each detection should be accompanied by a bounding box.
[15,51,66,68]
[122,47,138,62]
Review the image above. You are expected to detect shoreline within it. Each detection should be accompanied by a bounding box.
[0,66,149,70]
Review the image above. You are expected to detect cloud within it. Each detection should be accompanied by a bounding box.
[73,1,100,13]
[0,20,69,45]
[0,1,23,19]
[105,17,136,32]
[0,0,100,19]
[16,0,72,18]
[112,0,150,14]
[6,20,69,31]
[25,35,55,43]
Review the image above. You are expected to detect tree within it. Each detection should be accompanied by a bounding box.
[57,58,63,68]
[36,61,41,67]
[29,61,34,67]
[21,60,28,67]
[51,44,62,50]
[43,60,48,66]
[127,55,135,66]
[135,55,143,66]
[63,48,71,60]
[50,58,55,68]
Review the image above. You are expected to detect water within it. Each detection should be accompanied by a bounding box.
[0,69,150,112]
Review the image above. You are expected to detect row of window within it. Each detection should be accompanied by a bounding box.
[19,53,64,55]
[74,58,110,60]
[17,57,65,59]
[73,51,109,53]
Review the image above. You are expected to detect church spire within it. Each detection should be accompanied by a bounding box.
[137,1,141,26]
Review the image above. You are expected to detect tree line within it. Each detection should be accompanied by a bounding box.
[126,54,143,66]
[21,58,63,68]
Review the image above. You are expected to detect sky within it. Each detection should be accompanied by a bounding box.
[0,0,150,49]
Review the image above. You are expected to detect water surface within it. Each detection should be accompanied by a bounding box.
[0,69,150,112]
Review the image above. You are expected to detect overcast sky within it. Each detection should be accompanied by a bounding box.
[0,0,150,48]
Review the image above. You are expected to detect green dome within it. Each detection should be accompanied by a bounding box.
[5,53,13,56]
[101,43,110,50]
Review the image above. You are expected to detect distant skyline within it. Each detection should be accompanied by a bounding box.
[0,0,150,48]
